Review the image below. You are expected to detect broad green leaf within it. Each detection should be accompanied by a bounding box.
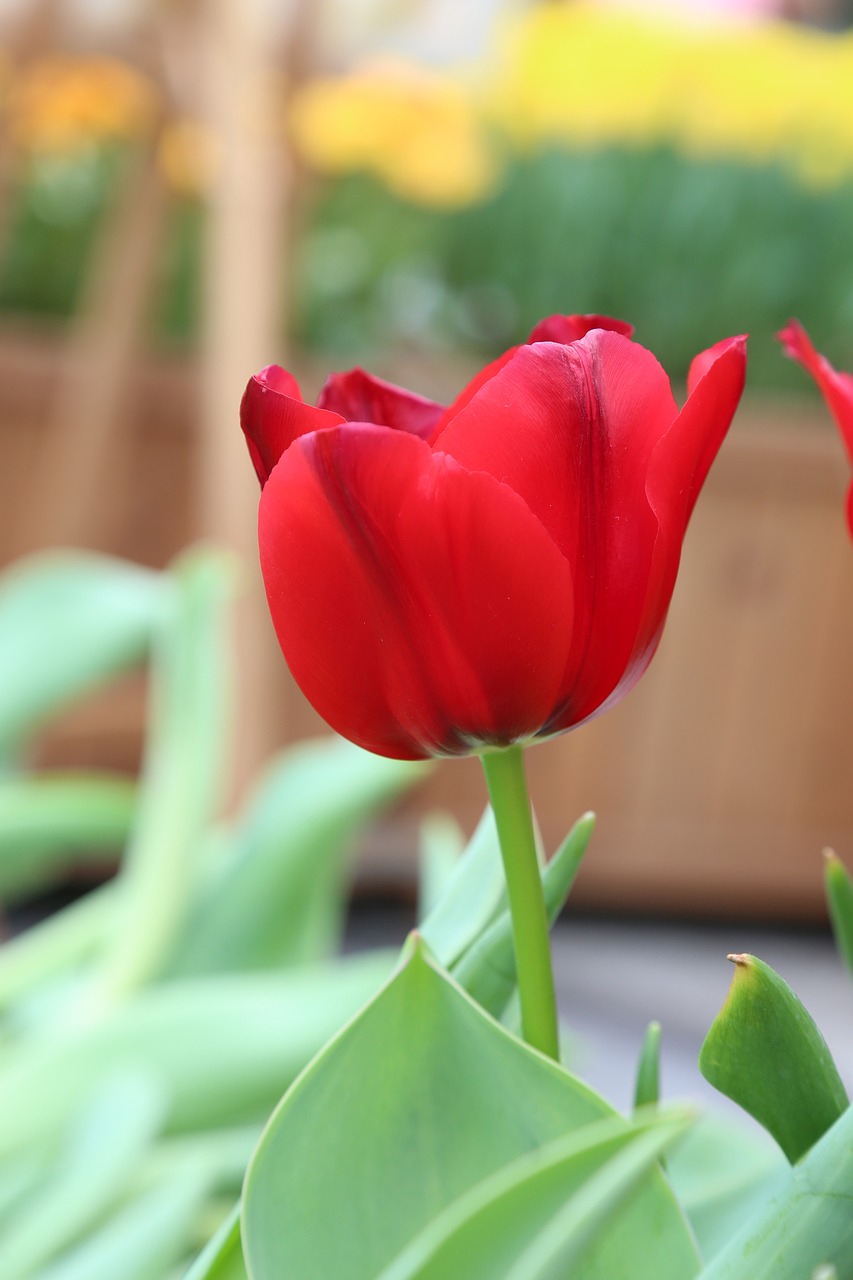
[666,1113,787,1262]
[89,548,233,1006]
[419,807,505,967]
[0,952,394,1161]
[417,813,466,922]
[378,1108,695,1280]
[699,953,848,1162]
[242,936,699,1280]
[184,1203,249,1280]
[824,849,853,979]
[633,1021,662,1110]
[0,551,168,758]
[0,1071,165,1278]
[165,737,427,976]
[698,1102,853,1279]
[0,773,135,900]
[451,812,594,1017]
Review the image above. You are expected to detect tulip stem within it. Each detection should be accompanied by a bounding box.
[479,744,560,1061]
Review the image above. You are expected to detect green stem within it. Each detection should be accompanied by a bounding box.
[479,745,560,1060]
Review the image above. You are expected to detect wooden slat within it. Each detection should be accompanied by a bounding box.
[191,0,296,795]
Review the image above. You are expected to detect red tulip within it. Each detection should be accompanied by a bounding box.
[777,320,853,537]
[242,316,746,760]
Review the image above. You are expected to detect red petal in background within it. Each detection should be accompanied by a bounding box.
[778,320,853,539]
[527,313,634,343]
[431,314,635,438]
[317,368,445,440]
[777,321,853,464]
[258,425,574,759]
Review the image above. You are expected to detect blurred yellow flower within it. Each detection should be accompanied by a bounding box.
[157,117,220,197]
[8,55,156,155]
[3,7,851,208]
[489,4,687,148]
[289,58,498,208]
[489,3,853,188]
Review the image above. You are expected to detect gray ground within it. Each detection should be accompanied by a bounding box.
[551,919,853,1114]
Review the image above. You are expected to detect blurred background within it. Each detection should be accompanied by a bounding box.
[2,0,853,920]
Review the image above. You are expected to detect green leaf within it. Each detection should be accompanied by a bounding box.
[31,1172,212,1280]
[418,807,505,967]
[377,1108,695,1280]
[633,1021,662,1110]
[0,551,169,758]
[184,1203,248,1280]
[242,935,699,1280]
[666,1113,787,1262]
[0,882,117,1014]
[166,737,427,976]
[0,952,394,1161]
[0,773,135,899]
[0,1071,166,1278]
[417,813,466,923]
[699,953,848,1163]
[824,849,853,979]
[697,1103,853,1279]
[451,812,594,1017]
[87,548,233,1007]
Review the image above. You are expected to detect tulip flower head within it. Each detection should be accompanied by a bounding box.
[777,320,853,537]
[242,316,746,760]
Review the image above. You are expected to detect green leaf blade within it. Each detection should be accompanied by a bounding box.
[633,1021,662,1111]
[698,1103,853,1279]
[699,953,848,1163]
[184,1202,248,1280]
[0,551,169,759]
[167,737,427,976]
[378,1108,695,1280]
[242,936,699,1280]
[451,811,595,1018]
[824,850,853,979]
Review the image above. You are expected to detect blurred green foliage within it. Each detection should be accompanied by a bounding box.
[297,146,853,389]
[0,547,427,1279]
[3,142,852,392]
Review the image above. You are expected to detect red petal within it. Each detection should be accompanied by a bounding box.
[240,366,344,487]
[436,332,681,726]
[436,334,677,559]
[317,368,444,440]
[258,425,574,759]
[528,313,634,343]
[430,348,520,437]
[668,335,748,523]
[615,334,747,700]
[430,314,636,438]
[777,321,853,466]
